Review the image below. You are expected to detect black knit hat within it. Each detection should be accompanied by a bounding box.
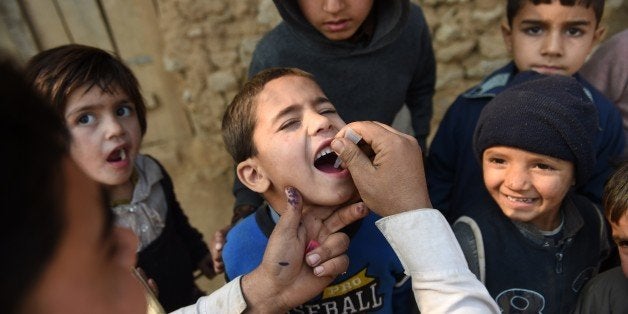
[473,71,598,186]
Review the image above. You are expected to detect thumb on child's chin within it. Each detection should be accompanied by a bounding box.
[277,186,302,229]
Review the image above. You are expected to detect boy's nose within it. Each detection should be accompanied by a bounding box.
[323,0,346,14]
[505,168,530,191]
[308,112,334,136]
[105,117,126,139]
[541,31,564,57]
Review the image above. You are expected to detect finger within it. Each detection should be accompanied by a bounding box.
[322,202,368,234]
[335,121,395,147]
[331,136,376,174]
[313,254,349,277]
[148,278,159,296]
[306,232,350,267]
[272,186,303,241]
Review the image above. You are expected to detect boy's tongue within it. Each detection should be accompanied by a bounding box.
[107,148,126,162]
[315,152,342,173]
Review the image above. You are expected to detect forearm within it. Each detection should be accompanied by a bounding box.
[375,209,499,313]
[170,277,247,314]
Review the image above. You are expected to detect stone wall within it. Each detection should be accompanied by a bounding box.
[151,0,627,292]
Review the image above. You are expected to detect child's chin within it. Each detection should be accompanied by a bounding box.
[319,190,360,208]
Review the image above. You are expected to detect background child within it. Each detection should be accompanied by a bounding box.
[573,161,628,313]
[580,29,628,157]
[221,67,416,313]
[427,0,625,221]
[230,0,436,224]
[453,73,610,313]
[24,44,217,312]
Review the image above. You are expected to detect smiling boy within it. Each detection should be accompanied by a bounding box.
[452,72,610,313]
[221,68,415,313]
[427,0,625,221]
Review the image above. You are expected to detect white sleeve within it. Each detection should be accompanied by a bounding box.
[375,209,499,313]
[170,276,248,314]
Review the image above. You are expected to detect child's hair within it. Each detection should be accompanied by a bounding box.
[25,44,147,135]
[603,161,628,224]
[474,71,599,186]
[506,0,605,26]
[222,67,315,163]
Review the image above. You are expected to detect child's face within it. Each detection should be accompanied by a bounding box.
[502,0,604,76]
[297,0,374,41]
[482,146,575,231]
[241,75,356,211]
[28,158,145,314]
[610,214,628,277]
[64,84,142,187]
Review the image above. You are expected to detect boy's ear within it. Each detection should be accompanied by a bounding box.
[592,25,606,45]
[236,158,271,193]
[501,19,513,53]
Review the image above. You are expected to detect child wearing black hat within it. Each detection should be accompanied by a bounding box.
[452,72,611,314]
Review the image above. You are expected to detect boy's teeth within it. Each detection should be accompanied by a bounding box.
[120,148,126,161]
[507,195,533,203]
[315,147,333,160]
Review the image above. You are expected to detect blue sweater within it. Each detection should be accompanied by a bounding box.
[427,62,626,221]
[223,206,415,313]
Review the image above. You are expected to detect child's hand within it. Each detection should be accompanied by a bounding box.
[134,267,159,297]
[198,253,218,279]
[208,226,229,275]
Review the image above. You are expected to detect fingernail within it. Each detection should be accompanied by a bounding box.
[285,187,300,207]
[215,243,223,250]
[356,203,365,214]
[332,139,345,169]
[331,138,345,153]
[306,240,320,253]
[313,265,324,276]
[306,253,321,266]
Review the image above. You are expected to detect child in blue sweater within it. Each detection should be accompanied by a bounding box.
[221,67,415,313]
[25,44,217,312]
[452,72,611,313]
[229,0,436,237]
[427,0,625,221]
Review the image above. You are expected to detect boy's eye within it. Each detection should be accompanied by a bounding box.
[319,108,337,115]
[534,163,555,171]
[488,157,505,164]
[116,105,133,117]
[279,119,300,131]
[565,27,583,37]
[77,114,95,125]
[523,26,543,36]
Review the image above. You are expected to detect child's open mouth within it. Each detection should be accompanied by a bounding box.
[314,147,342,173]
[107,148,127,163]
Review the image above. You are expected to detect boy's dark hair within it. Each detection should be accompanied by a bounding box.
[24,44,147,135]
[507,0,605,26]
[222,67,315,163]
[603,161,628,224]
[0,56,67,313]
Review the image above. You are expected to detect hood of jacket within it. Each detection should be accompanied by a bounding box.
[273,0,409,54]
